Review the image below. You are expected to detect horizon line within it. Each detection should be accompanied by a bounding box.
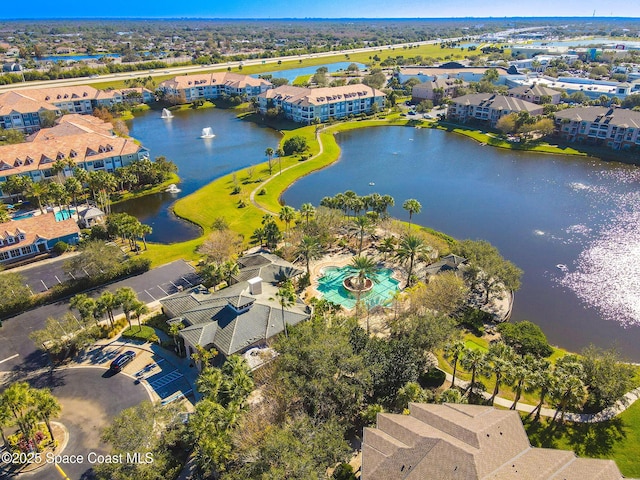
[1,15,640,21]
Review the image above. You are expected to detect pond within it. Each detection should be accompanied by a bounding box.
[283,127,640,360]
[251,61,366,82]
[114,106,281,243]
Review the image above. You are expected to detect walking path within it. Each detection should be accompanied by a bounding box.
[249,129,324,215]
[441,369,640,423]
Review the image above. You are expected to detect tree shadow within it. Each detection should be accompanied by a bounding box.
[27,368,68,390]
[566,418,627,457]
[523,415,627,457]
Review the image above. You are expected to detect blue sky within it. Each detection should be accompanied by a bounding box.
[2,0,639,19]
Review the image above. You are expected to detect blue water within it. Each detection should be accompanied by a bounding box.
[317,266,400,310]
[11,212,34,220]
[251,61,366,82]
[55,209,76,221]
[41,54,121,62]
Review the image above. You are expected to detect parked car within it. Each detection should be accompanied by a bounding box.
[110,351,136,372]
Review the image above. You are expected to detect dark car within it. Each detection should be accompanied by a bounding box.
[110,350,136,372]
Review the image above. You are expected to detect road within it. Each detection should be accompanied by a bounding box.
[0,260,200,375]
[0,27,545,92]
[0,367,150,480]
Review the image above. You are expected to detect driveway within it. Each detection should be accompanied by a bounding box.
[0,260,200,376]
[0,367,150,480]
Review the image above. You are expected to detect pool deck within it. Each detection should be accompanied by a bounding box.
[304,246,405,310]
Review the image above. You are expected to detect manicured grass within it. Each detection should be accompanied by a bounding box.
[434,122,589,157]
[292,74,313,86]
[523,400,640,477]
[121,325,158,342]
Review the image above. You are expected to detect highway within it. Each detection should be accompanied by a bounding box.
[0,27,545,92]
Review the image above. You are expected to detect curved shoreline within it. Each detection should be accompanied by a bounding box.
[142,114,604,265]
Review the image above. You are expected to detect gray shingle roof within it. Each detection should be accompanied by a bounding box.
[424,254,468,276]
[508,84,561,97]
[160,255,311,357]
[452,93,542,113]
[233,252,304,284]
[362,403,623,480]
[554,106,640,128]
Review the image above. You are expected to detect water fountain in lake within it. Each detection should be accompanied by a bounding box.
[161,108,174,119]
[200,127,215,139]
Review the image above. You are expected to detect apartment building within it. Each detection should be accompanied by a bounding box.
[158,72,272,104]
[448,93,543,127]
[0,85,154,133]
[0,115,149,192]
[554,106,640,150]
[411,76,468,103]
[508,83,562,105]
[257,84,386,124]
[0,213,80,265]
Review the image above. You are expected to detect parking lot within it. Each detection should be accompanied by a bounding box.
[80,342,194,404]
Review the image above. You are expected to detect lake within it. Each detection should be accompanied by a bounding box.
[114,106,280,243]
[282,127,640,361]
[121,103,640,360]
[251,61,366,82]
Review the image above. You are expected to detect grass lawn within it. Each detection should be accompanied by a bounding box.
[523,399,640,477]
[292,74,313,86]
[110,172,180,205]
[121,325,157,342]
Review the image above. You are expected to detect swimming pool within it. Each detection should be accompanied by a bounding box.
[316,265,400,309]
[55,209,76,221]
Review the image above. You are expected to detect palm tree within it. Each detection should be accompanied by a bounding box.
[485,343,514,405]
[138,223,153,251]
[402,198,422,230]
[169,322,185,356]
[221,260,240,286]
[279,205,296,236]
[51,159,68,184]
[64,176,83,209]
[506,355,535,410]
[295,235,323,277]
[0,204,10,223]
[551,374,586,422]
[443,340,466,388]
[133,301,149,330]
[27,180,48,214]
[96,291,118,328]
[395,234,428,286]
[378,236,397,261]
[460,348,487,396]
[349,255,378,329]
[351,215,372,254]
[69,293,98,327]
[300,202,315,227]
[275,148,284,175]
[275,280,296,338]
[265,147,274,175]
[197,366,224,399]
[528,360,555,421]
[0,401,12,449]
[115,287,137,331]
[32,388,61,443]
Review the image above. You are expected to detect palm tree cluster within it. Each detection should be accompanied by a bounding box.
[320,190,395,218]
[106,212,152,252]
[189,355,255,477]
[0,382,61,451]
[444,340,587,422]
[251,214,282,250]
[0,156,176,216]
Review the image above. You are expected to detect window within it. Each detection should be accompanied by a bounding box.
[0,251,9,260]
[21,246,32,255]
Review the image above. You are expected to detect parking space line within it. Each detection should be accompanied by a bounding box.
[181,276,193,286]
[55,275,62,284]
[169,280,178,288]
[68,271,76,280]
[144,289,156,301]
[157,285,169,296]
[40,279,48,290]
[0,354,19,364]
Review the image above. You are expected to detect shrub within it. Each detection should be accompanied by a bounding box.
[231,185,241,195]
[419,368,446,388]
[257,188,267,196]
[282,135,308,155]
[237,199,247,208]
[497,320,553,357]
[52,241,69,254]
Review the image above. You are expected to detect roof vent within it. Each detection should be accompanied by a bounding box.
[248,277,262,295]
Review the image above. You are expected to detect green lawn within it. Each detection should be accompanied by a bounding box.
[292,74,313,86]
[523,399,640,477]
